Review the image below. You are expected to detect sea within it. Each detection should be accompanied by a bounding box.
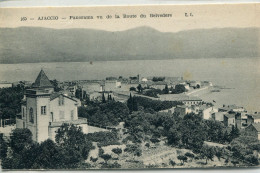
[0,58,259,112]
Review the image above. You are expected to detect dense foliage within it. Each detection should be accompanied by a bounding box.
[78,101,129,126]
[2,124,94,169]
[85,131,120,147]
[0,86,24,125]
[230,135,260,165]
[0,135,8,159]
[127,96,182,113]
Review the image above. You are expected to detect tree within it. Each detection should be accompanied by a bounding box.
[10,128,33,154]
[127,93,133,113]
[174,84,187,94]
[55,124,94,167]
[98,148,104,157]
[0,135,8,159]
[101,154,112,163]
[163,84,169,94]
[230,125,240,141]
[32,139,66,169]
[177,155,188,165]
[185,152,195,161]
[169,159,176,167]
[215,147,223,161]
[200,145,215,164]
[132,96,138,111]
[167,127,181,146]
[181,113,206,150]
[124,144,142,157]
[129,87,136,91]
[223,130,230,143]
[102,92,106,103]
[231,160,239,166]
[50,79,61,92]
[137,84,143,93]
[112,148,122,155]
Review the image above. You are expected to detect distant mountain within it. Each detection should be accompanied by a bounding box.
[0,26,259,63]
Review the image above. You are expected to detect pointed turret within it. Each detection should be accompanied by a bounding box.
[32,69,53,88]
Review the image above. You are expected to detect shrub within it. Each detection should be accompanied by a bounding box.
[150,138,160,143]
[98,148,104,157]
[177,155,188,164]
[185,152,195,160]
[112,148,122,155]
[101,154,112,163]
[169,159,176,166]
[90,157,98,162]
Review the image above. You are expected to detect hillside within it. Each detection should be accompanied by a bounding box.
[0,27,259,63]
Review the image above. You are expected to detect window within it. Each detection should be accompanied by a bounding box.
[59,111,64,120]
[71,110,74,120]
[29,108,34,123]
[59,95,64,106]
[41,106,46,115]
[22,108,25,117]
[51,112,54,122]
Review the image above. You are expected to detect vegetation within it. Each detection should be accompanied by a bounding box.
[230,135,260,165]
[142,88,163,98]
[185,152,195,161]
[86,131,119,147]
[50,79,62,92]
[124,144,142,157]
[172,84,187,94]
[2,124,94,169]
[127,96,182,113]
[0,86,24,126]
[0,135,8,159]
[78,100,129,126]
[177,155,188,165]
[152,77,165,82]
[100,154,112,163]
[199,145,215,164]
[112,148,122,155]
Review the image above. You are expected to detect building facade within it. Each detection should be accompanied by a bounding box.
[16,70,87,143]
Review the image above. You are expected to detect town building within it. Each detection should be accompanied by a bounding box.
[223,113,236,127]
[174,105,199,118]
[247,112,260,125]
[218,104,245,113]
[0,82,12,88]
[212,112,225,122]
[160,94,203,105]
[198,105,218,120]
[16,70,87,143]
[245,123,260,140]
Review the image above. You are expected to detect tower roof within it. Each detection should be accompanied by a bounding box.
[32,69,53,88]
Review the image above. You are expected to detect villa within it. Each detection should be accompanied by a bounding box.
[16,69,88,142]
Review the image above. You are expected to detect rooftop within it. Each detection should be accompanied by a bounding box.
[32,69,53,88]
[224,113,236,119]
[250,123,260,132]
[247,113,260,119]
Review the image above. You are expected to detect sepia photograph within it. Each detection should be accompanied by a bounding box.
[0,2,260,170]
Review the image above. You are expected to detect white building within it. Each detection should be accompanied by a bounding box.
[16,70,87,143]
[199,105,218,120]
